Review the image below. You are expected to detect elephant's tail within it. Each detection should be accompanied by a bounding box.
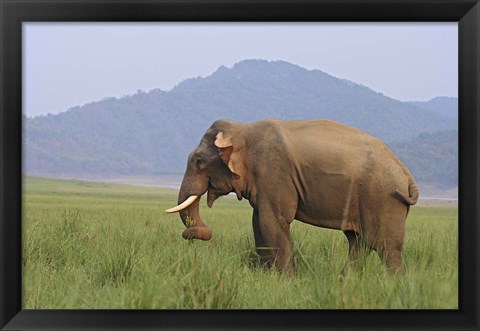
[392,178,419,206]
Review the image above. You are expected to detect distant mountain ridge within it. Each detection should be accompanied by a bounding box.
[408,96,458,120]
[25,59,457,193]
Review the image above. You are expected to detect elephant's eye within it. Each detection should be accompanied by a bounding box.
[194,157,206,170]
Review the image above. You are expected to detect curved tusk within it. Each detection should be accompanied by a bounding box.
[165,195,198,213]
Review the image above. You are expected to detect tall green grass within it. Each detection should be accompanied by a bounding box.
[23,176,458,309]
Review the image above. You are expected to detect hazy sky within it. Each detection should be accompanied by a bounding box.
[24,23,457,117]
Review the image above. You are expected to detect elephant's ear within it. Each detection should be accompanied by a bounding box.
[214,131,242,180]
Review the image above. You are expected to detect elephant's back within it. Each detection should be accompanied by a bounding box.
[280,120,380,170]
[251,118,406,176]
[284,119,376,142]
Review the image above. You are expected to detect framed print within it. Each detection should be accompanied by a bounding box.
[1,0,479,330]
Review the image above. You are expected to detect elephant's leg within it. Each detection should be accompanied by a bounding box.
[378,249,403,273]
[359,195,406,273]
[342,230,370,274]
[365,234,404,273]
[345,230,361,261]
[256,205,295,273]
[371,212,406,273]
[252,209,271,267]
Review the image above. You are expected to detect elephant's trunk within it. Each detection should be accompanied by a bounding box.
[175,178,212,241]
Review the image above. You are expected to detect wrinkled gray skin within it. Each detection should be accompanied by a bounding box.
[175,119,419,273]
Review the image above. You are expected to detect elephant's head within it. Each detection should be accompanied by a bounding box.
[165,120,246,240]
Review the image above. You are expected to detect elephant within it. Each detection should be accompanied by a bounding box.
[166,119,419,273]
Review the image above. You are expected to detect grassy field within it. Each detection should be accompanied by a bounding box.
[22,176,458,309]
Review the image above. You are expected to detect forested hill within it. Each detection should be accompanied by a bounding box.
[408,96,458,120]
[390,130,458,188]
[25,59,457,192]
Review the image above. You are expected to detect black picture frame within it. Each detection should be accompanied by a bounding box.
[1,0,479,330]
